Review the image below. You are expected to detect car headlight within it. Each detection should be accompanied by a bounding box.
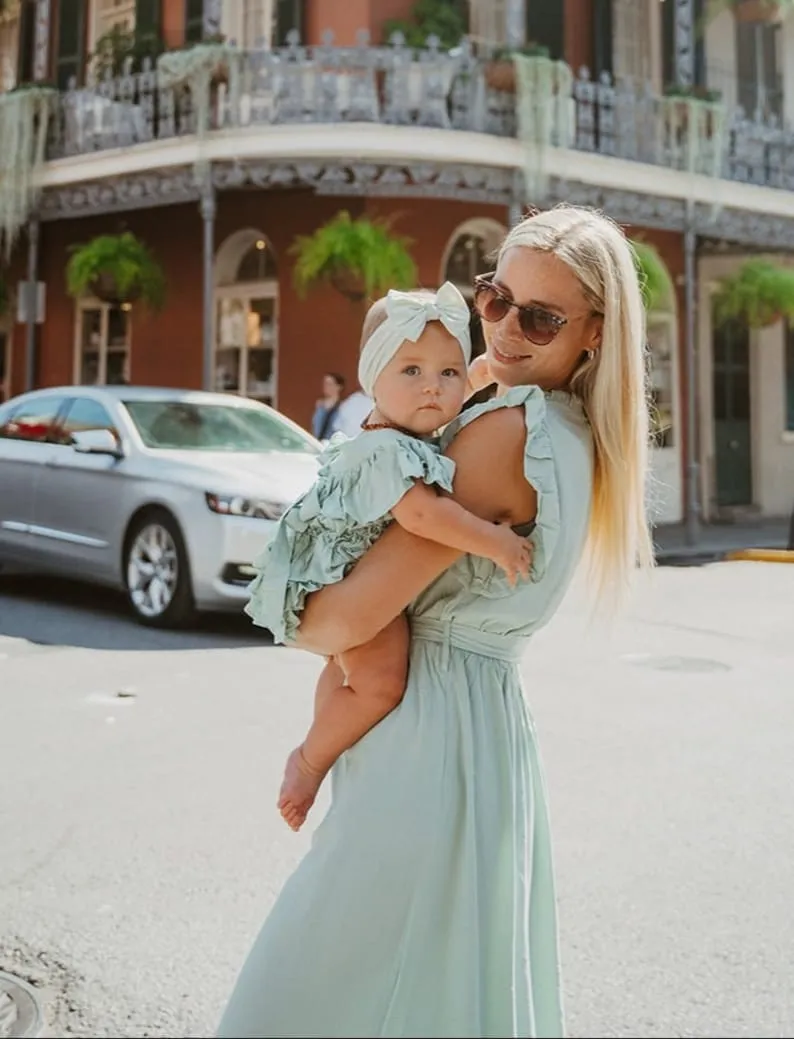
[205,492,286,521]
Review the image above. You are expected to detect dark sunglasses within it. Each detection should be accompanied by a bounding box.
[473,273,567,346]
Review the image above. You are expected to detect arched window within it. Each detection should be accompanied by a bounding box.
[441,219,506,358]
[214,230,279,406]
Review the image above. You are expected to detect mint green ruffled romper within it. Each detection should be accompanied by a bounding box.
[220,386,594,1039]
[245,429,455,643]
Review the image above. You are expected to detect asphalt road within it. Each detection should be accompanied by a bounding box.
[1,563,793,1039]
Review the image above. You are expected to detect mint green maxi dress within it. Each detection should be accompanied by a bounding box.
[217,385,593,1039]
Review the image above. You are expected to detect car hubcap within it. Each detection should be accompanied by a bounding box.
[127,523,178,618]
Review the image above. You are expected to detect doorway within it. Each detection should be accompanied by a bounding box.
[712,317,752,507]
[213,231,279,407]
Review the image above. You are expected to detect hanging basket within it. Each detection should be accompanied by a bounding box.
[88,272,142,304]
[329,268,367,302]
[733,0,780,22]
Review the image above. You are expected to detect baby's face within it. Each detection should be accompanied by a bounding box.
[373,323,467,435]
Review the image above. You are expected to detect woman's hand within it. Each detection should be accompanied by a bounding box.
[295,406,536,656]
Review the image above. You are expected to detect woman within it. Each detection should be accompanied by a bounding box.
[311,371,346,440]
[217,205,653,1038]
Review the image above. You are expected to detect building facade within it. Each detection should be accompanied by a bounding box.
[1,0,793,530]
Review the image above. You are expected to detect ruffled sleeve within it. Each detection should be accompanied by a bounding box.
[441,385,562,591]
[297,429,455,528]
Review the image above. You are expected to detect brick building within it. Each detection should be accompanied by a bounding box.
[1,0,794,529]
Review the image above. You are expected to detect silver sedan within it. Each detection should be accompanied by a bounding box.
[0,386,321,627]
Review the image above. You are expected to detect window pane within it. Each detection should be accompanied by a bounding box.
[79,309,103,385]
[236,242,278,281]
[0,396,66,441]
[57,397,119,444]
[647,321,675,448]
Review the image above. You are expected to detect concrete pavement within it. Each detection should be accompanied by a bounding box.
[1,563,793,1038]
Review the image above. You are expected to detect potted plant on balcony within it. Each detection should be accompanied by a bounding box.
[66,232,166,309]
[713,258,794,328]
[484,42,551,94]
[631,240,675,312]
[383,0,467,48]
[291,211,416,303]
[90,24,165,79]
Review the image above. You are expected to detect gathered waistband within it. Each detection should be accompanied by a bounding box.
[410,618,524,663]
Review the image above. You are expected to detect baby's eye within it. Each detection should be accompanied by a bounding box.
[402,365,420,376]
[442,368,462,377]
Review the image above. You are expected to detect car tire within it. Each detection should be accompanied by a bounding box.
[123,508,195,628]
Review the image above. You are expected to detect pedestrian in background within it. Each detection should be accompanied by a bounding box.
[311,372,345,441]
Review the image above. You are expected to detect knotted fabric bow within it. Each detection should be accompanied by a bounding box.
[357,281,473,397]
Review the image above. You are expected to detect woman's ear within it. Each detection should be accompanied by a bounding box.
[588,315,604,352]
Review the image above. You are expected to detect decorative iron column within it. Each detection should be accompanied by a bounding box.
[505,0,527,48]
[203,0,222,37]
[200,180,216,392]
[683,216,700,545]
[33,0,51,81]
[25,218,39,391]
[673,0,695,86]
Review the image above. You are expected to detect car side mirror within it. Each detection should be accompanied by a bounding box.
[72,428,123,458]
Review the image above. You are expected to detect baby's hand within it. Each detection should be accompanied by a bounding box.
[489,524,533,586]
[467,355,492,394]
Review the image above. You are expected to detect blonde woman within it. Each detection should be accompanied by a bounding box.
[217,205,653,1039]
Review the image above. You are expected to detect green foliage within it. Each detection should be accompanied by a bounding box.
[383,0,467,48]
[663,83,722,103]
[630,240,675,312]
[713,258,794,328]
[90,25,165,79]
[290,212,417,301]
[66,232,166,309]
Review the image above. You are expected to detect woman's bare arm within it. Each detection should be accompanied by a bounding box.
[295,406,536,656]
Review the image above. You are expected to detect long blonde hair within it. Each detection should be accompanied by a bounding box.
[499,205,654,604]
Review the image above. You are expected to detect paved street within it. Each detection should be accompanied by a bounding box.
[1,562,793,1039]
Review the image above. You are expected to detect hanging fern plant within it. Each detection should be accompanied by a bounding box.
[713,258,794,328]
[290,212,417,302]
[66,232,166,309]
[630,240,676,312]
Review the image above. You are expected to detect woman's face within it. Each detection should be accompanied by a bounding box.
[481,247,602,391]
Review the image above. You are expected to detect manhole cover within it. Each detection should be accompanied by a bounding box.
[0,973,43,1038]
[622,653,732,674]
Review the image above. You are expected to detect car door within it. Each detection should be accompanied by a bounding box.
[31,396,127,579]
[0,394,69,563]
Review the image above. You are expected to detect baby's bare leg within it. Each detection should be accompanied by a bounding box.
[278,615,409,832]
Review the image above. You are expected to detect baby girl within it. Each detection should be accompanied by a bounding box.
[246,282,532,830]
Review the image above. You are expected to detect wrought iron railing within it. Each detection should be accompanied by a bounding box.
[42,32,794,193]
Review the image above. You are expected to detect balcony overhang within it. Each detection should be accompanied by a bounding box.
[35,122,794,230]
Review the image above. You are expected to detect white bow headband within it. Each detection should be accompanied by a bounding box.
[358,281,473,398]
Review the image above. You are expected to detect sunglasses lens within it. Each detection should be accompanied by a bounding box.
[475,285,509,323]
[519,308,557,346]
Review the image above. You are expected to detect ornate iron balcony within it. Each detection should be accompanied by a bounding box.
[43,31,794,193]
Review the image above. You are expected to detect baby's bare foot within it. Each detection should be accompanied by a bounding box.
[278,746,326,832]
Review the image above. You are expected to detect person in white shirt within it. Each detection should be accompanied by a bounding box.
[334,387,373,437]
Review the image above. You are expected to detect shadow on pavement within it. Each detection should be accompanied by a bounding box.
[0,573,272,652]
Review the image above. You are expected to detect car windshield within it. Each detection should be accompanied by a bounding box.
[123,400,319,454]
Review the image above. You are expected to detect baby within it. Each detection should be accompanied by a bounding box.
[246,282,532,831]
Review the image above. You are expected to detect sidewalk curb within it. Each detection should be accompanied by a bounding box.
[724,549,794,563]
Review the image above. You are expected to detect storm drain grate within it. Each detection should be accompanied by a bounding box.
[622,653,732,674]
[0,973,43,1038]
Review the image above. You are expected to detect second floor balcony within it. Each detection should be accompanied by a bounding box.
[31,33,794,209]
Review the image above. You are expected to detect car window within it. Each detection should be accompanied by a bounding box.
[123,401,319,454]
[56,397,120,446]
[0,396,67,442]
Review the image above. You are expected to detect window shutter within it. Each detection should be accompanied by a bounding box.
[16,0,36,83]
[275,0,303,46]
[56,0,86,88]
[525,0,564,62]
[135,0,161,36]
[185,0,204,43]
[594,0,613,78]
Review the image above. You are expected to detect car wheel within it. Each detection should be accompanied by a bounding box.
[124,509,194,628]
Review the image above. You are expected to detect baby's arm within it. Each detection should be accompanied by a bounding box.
[391,482,531,585]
